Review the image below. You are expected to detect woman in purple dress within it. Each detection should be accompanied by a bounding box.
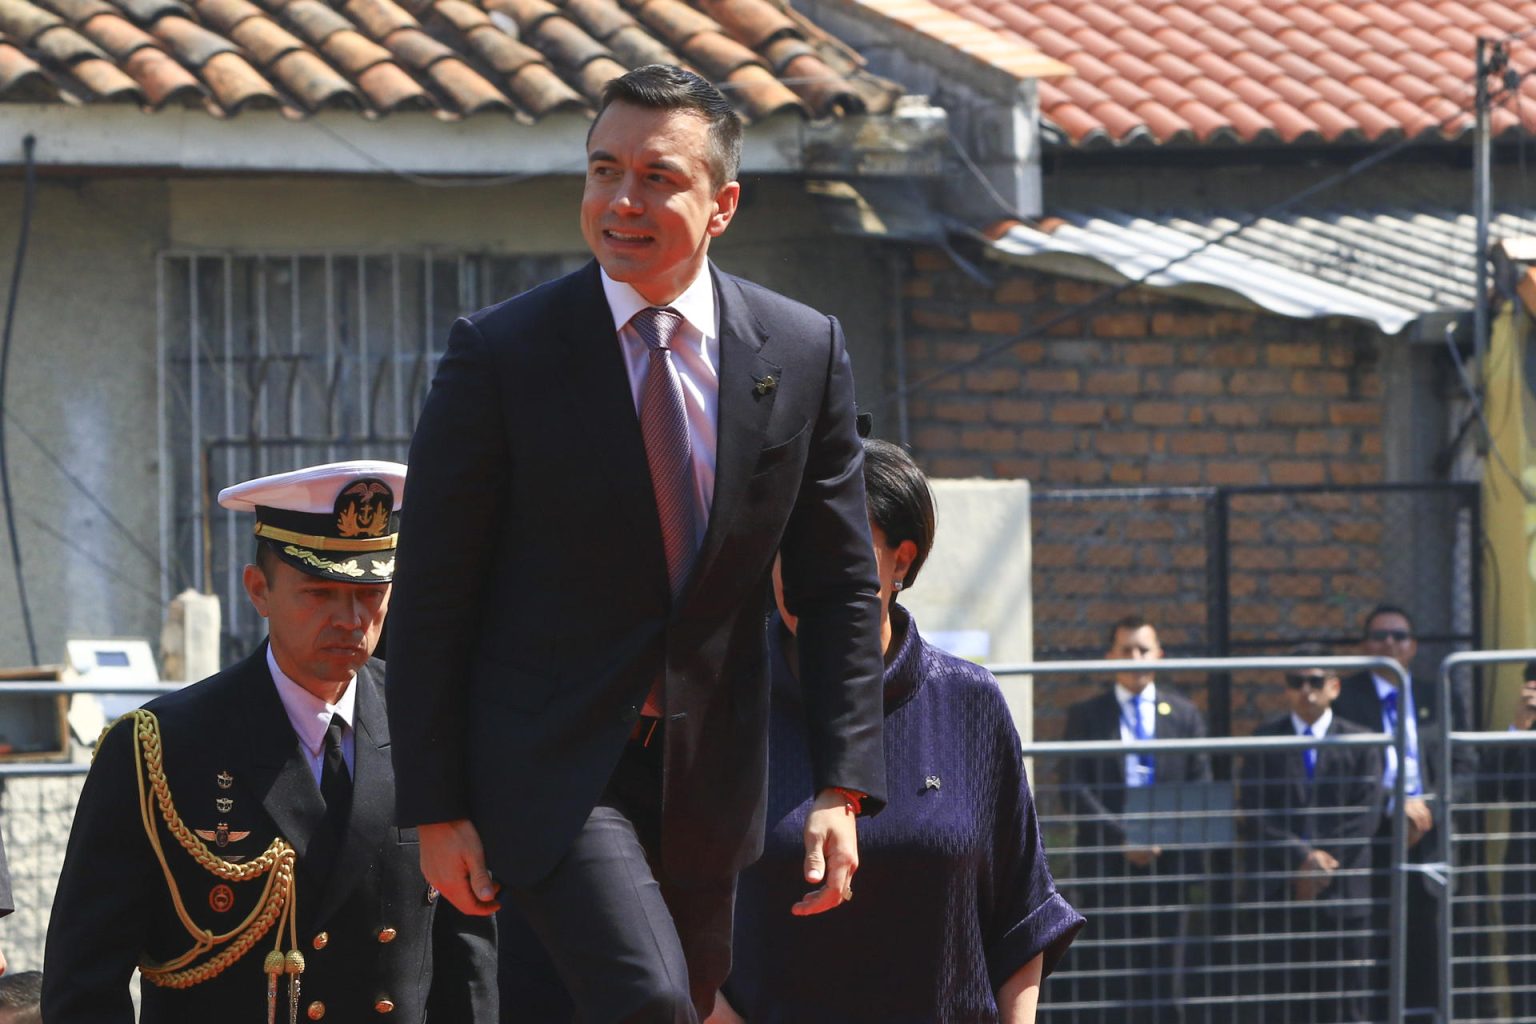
[711,439,1083,1024]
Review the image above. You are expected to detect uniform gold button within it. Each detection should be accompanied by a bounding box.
[376,927,397,943]
[312,932,329,950]
[306,1001,326,1020]
[374,997,395,1014]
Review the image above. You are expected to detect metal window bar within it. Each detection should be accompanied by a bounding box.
[995,656,1412,1023]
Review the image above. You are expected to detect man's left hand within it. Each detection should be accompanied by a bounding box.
[793,788,860,916]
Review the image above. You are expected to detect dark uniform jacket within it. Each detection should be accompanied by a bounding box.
[42,648,496,1023]
[1240,714,1382,917]
[1333,670,1478,892]
[386,260,887,887]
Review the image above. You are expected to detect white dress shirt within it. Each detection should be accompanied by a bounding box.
[1371,672,1422,797]
[601,267,720,545]
[267,645,357,785]
[1291,707,1332,738]
[1116,682,1157,787]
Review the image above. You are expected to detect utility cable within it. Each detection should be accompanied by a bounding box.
[0,135,39,665]
[886,82,1506,410]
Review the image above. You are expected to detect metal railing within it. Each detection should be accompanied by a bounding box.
[994,656,1412,1023]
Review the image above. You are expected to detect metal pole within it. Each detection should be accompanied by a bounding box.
[1474,37,1492,370]
[1436,648,1536,1022]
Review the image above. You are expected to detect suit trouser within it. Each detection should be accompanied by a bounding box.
[506,727,736,1024]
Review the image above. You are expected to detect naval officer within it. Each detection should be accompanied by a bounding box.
[43,461,496,1023]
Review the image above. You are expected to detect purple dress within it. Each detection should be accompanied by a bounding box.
[724,606,1084,1023]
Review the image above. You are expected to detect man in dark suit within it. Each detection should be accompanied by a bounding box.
[385,65,886,1023]
[1061,615,1212,1024]
[42,462,496,1023]
[1331,603,1477,1017]
[1240,647,1381,1023]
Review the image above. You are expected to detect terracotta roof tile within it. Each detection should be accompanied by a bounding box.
[354,57,430,109]
[121,43,202,104]
[201,47,279,109]
[6,0,907,123]
[268,46,357,106]
[943,0,1536,147]
[0,34,54,98]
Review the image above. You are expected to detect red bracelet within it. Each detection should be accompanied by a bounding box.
[831,786,865,815]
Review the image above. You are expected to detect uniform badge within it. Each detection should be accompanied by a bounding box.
[217,771,234,790]
[216,798,233,813]
[195,823,252,848]
[209,884,235,913]
[752,374,778,396]
[336,480,392,538]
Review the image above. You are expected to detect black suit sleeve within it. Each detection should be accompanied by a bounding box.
[1061,699,1127,847]
[775,314,887,810]
[41,719,157,1023]
[426,898,499,1021]
[387,316,508,825]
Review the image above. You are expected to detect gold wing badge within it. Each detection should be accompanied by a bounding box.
[194,824,253,848]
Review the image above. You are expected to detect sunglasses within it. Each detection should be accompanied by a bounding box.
[1366,629,1413,643]
[1285,673,1331,690]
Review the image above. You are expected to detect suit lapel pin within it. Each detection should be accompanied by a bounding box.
[752,374,777,396]
[217,770,233,790]
[924,775,941,791]
[1158,701,1172,716]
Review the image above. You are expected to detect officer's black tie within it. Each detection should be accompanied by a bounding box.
[320,716,352,834]
[309,716,352,884]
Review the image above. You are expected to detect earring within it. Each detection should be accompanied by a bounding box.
[892,580,904,591]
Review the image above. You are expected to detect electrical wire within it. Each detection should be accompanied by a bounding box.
[0,135,39,665]
[890,50,1536,413]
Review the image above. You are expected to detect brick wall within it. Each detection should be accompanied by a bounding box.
[896,249,1394,738]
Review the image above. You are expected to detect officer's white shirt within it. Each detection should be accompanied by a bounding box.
[1291,707,1333,738]
[267,645,357,784]
[1115,681,1157,787]
[602,266,720,545]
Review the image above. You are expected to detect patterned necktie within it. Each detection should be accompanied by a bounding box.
[1382,688,1398,729]
[632,307,699,597]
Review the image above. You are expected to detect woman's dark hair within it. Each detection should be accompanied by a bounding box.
[862,438,936,593]
[592,64,743,188]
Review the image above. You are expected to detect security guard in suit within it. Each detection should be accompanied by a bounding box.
[43,461,496,1023]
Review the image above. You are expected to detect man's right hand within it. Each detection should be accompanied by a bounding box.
[1404,797,1434,848]
[419,819,501,916]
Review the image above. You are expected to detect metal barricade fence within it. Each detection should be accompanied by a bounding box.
[994,656,1414,1024]
[1439,649,1536,1024]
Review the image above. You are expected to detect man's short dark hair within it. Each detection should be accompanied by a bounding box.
[592,64,743,188]
[1362,603,1415,637]
[1108,614,1152,647]
[256,538,282,584]
[0,970,43,1021]
[861,439,936,593]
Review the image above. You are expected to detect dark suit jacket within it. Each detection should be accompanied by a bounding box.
[1333,670,1477,888]
[1061,685,1213,852]
[1239,714,1382,918]
[387,260,886,886]
[42,649,496,1024]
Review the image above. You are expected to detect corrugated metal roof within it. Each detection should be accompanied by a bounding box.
[985,206,1536,335]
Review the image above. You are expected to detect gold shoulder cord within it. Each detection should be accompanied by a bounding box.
[108,711,308,1024]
